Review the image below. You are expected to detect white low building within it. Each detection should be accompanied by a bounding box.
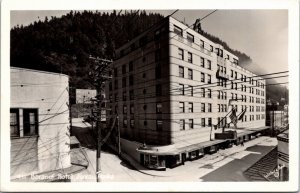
[76,89,97,104]
[10,67,71,179]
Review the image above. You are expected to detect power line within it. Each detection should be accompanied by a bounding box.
[170,9,218,41]
[107,72,288,102]
[168,9,179,17]
[109,68,288,97]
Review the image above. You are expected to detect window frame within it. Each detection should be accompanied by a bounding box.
[179,66,184,78]
[10,108,19,137]
[188,69,193,80]
[174,25,183,36]
[187,32,194,43]
[178,48,184,60]
[179,102,185,113]
[188,119,194,129]
[188,102,193,113]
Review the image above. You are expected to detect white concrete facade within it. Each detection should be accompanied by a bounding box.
[10,67,71,179]
[106,16,266,151]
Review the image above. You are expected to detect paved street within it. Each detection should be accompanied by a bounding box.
[70,136,277,182]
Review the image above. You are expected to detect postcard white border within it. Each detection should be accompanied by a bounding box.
[1,0,299,192]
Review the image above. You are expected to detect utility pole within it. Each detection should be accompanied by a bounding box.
[89,56,112,182]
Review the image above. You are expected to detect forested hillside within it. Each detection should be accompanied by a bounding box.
[11,10,254,89]
[11,10,163,88]
[11,10,286,104]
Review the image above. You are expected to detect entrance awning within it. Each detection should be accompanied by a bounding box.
[176,139,226,153]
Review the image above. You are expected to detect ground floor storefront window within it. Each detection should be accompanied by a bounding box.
[142,154,166,169]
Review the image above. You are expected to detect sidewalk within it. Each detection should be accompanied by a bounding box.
[11,147,89,182]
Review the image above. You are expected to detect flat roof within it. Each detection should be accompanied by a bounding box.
[11,66,69,77]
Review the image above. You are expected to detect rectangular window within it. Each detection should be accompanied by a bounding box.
[188,102,193,113]
[130,104,134,114]
[115,79,118,89]
[200,40,204,48]
[179,102,185,113]
[207,89,212,98]
[122,65,126,74]
[123,105,127,114]
[201,103,205,112]
[188,52,193,63]
[207,60,211,69]
[174,25,183,36]
[235,71,237,79]
[208,118,212,127]
[233,58,238,65]
[156,103,162,113]
[180,119,185,130]
[231,70,233,78]
[218,104,220,112]
[129,61,133,71]
[200,57,205,67]
[201,118,205,127]
[114,68,118,77]
[129,75,133,86]
[208,103,212,112]
[201,88,205,98]
[201,73,205,82]
[188,69,193,80]
[155,66,161,79]
[130,119,134,128]
[220,49,223,57]
[187,32,194,42]
[156,84,162,96]
[210,45,213,52]
[122,77,126,88]
[123,91,127,101]
[156,120,163,131]
[178,48,184,60]
[188,119,194,129]
[23,109,38,136]
[123,119,127,128]
[179,84,184,95]
[109,82,112,91]
[115,105,118,114]
[179,66,184,78]
[129,90,134,100]
[115,93,119,102]
[10,109,19,137]
[188,85,193,96]
[208,75,211,84]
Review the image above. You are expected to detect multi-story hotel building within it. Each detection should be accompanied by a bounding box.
[106,16,267,169]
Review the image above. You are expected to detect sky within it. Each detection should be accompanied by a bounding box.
[10,10,288,83]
